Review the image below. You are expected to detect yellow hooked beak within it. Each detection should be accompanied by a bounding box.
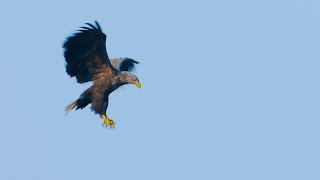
[134,81,141,89]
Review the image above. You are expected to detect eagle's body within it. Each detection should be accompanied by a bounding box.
[63,21,141,128]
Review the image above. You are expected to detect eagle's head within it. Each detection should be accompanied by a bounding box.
[116,71,141,89]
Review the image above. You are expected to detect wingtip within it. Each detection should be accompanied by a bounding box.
[95,20,102,30]
[124,58,139,64]
[85,22,96,29]
[133,60,139,64]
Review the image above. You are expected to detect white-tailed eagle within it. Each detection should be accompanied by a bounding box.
[63,21,141,128]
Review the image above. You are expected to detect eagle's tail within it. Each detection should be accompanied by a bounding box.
[64,100,77,116]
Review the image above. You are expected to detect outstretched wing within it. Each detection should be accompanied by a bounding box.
[63,21,115,83]
[110,58,139,71]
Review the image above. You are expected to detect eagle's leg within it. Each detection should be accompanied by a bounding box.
[100,115,115,129]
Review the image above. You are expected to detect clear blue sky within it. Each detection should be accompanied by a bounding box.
[0,0,319,179]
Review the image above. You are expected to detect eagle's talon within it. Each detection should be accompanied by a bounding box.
[101,115,115,129]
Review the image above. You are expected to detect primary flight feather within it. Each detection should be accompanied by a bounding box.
[63,21,141,128]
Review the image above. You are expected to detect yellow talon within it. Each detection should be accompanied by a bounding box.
[100,115,115,129]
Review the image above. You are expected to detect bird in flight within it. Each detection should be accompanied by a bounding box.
[63,21,141,128]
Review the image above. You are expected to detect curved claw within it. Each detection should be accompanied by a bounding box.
[100,115,115,129]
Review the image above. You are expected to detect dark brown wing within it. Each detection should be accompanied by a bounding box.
[63,21,115,83]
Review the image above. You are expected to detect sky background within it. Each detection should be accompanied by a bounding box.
[0,0,320,179]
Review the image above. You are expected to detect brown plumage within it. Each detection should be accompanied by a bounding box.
[63,21,141,128]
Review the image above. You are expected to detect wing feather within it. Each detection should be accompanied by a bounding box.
[85,23,96,29]
[80,27,91,30]
[63,21,115,83]
[110,58,139,71]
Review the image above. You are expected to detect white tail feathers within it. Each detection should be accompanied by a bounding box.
[64,100,77,116]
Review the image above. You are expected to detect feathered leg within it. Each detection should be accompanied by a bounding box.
[100,100,115,129]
